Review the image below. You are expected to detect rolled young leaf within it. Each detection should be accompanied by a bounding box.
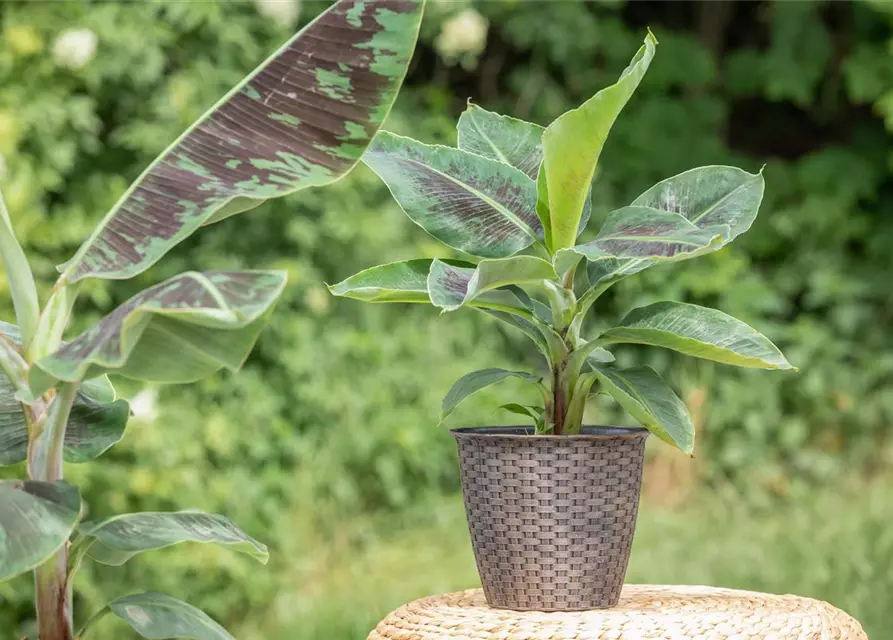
[457,103,544,180]
[0,480,81,582]
[0,323,129,465]
[30,270,288,395]
[441,368,542,422]
[592,364,694,454]
[363,132,543,258]
[0,188,39,346]
[76,511,268,566]
[59,0,425,283]
[541,31,657,252]
[79,592,234,640]
[598,301,794,370]
[427,256,557,312]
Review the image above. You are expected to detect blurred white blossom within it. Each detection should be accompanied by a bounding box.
[254,0,302,28]
[130,388,158,423]
[52,28,97,70]
[435,8,489,63]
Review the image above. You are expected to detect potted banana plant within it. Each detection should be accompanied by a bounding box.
[331,31,794,611]
[0,1,423,638]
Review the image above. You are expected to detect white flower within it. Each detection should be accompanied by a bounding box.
[254,0,302,28]
[435,8,489,62]
[130,388,158,423]
[52,28,97,70]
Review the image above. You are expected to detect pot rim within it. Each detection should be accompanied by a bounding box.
[451,425,648,440]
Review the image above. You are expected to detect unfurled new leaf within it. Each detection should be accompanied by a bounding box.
[457,103,544,180]
[363,132,543,258]
[84,592,234,640]
[59,0,425,283]
[328,259,437,304]
[77,511,268,566]
[441,368,541,422]
[541,32,657,251]
[0,480,81,582]
[427,256,557,312]
[592,364,694,454]
[599,301,794,370]
[30,270,287,395]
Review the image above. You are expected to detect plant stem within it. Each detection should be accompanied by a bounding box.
[29,382,79,640]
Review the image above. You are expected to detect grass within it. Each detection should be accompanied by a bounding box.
[246,480,891,640]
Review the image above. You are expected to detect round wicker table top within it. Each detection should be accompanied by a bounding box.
[368,586,867,640]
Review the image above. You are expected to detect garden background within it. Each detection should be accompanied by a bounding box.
[1,0,892,638]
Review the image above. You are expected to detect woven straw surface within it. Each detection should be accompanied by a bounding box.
[453,428,648,610]
[368,587,867,639]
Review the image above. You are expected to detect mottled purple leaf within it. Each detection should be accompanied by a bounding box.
[0,480,81,581]
[60,0,425,283]
[363,132,543,258]
[30,270,287,395]
[0,323,129,466]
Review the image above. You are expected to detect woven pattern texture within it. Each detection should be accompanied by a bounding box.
[368,587,868,639]
[454,429,647,610]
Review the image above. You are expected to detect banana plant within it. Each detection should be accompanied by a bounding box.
[331,31,794,451]
[0,2,424,639]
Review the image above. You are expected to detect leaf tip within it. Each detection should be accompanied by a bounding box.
[645,26,659,45]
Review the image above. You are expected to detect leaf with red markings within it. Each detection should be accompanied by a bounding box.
[363,132,543,258]
[30,271,287,395]
[59,0,425,283]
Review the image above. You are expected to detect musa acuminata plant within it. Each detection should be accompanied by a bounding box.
[0,2,423,638]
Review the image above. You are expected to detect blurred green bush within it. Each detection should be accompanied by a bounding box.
[0,1,891,637]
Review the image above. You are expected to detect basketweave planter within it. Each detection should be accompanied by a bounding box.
[452,426,648,611]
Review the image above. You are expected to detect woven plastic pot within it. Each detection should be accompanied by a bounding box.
[452,425,649,612]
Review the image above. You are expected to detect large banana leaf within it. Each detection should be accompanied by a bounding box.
[441,368,542,422]
[363,132,542,258]
[77,511,268,566]
[59,0,425,283]
[427,256,556,312]
[30,270,287,395]
[598,301,794,370]
[80,593,233,640]
[541,32,657,252]
[0,323,129,465]
[0,480,81,582]
[456,103,544,180]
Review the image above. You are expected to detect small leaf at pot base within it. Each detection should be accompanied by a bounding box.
[93,592,234,640]
[592,364,695,454]
[29,270,287,395]
[78,511,268,566]
[363,132,543,259]
[427,256,557,312]
[498,403,544,422]
[441,368,541,422]
[598,301,795,370]
[457,103,544,180]
[0,480,82,582]
[542,32,657,252]
[59,0,425,283]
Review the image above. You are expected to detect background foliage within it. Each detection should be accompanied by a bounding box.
[0,1,891,638]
